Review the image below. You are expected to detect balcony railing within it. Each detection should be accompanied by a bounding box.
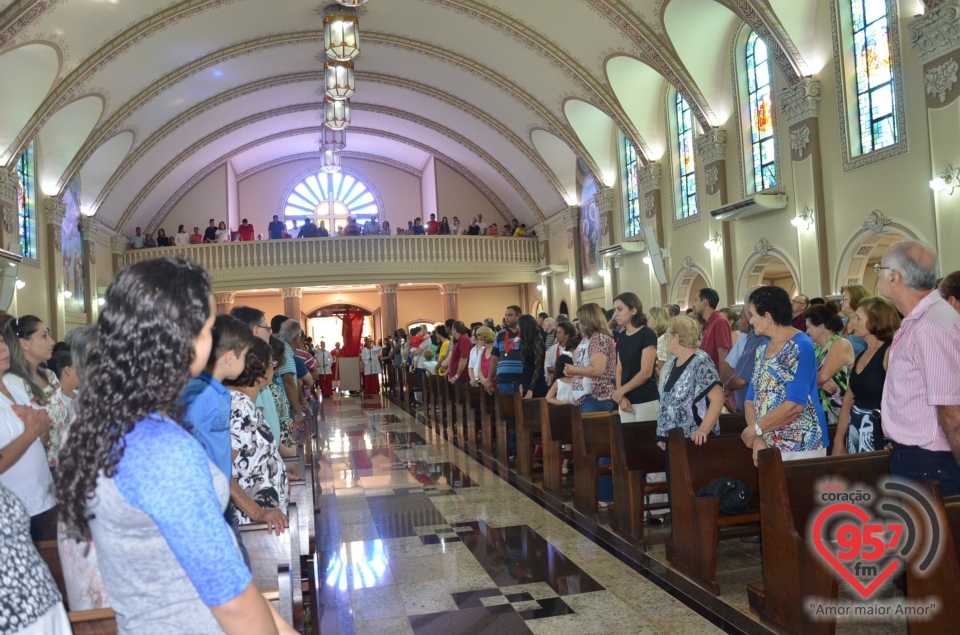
[121,235,543,290]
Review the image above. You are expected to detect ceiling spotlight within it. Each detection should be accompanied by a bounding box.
[324,97,350,130]
[324,5,360,62]
[325,60,355,101]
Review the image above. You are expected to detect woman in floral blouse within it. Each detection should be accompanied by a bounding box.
[224,338,288,527]
[564,303,618,413]
[741,286,828,464]
[268,338,296,448]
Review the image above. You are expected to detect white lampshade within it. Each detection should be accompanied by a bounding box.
[325,60,355,101]
[320,148,342,173]
[338,0,369,6]
[324,98,350,130]
[324,5,360,62]
[322,126,346,151]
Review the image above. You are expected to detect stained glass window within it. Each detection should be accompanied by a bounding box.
[676,93,698,220]
[851,0,896,153]
[623,137,641,237]
[15,141,36,260]
[284,171,378,233]
[746,32,777,191]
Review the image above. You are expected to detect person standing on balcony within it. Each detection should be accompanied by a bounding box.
[190,227,203,245]
[156,229,172,247]
[132,227,145,249]
[317,221,329,237]
[298,219,317,238]
[380,221,391,235]
[364,215,380,236]
[466,219,480,236]
[476,214,488,235]
[426,214,440,235]
[451,217,463,235]
[343,217,362,236]
[202,219,218,243]
[237,219,255,242]
[410,218,425,235]
[439,217,451,235]
[268,216,285,240]
[175,225,190,246]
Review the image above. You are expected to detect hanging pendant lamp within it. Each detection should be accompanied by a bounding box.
[320,148,342,173]
[325,60,355,101]
[324,5,360,61]
[324,97,350,130]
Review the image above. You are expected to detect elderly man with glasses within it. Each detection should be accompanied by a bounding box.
[790,294,809,332]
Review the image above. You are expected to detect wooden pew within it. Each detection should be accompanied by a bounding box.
[454,381,471,444]
[514,397,547,479]
[609,418,665,549]
[443,378,458,441]
[436,375,450,436]
[907,487,960,635]
[572,411,620,517]
[465,385,485,452]
[746,448,889,635]
[35,539,68,601]
[479,388,497,458]
[494,390,516,468]
[542,404,576,496]
[423,373,436,429]
[240,501,302,629]
[665,429,760,595]
[69,609,118,634]
[404,370,418,415]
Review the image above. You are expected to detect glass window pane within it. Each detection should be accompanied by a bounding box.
[851,0,897,154]
[284,170,379,229]
[746,31,777,192]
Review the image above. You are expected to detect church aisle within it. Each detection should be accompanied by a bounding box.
[310,394,736,635]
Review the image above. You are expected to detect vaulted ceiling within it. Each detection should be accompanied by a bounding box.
[0,0,826,234]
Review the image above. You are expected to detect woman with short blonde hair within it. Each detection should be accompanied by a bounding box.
[647,306,671,372]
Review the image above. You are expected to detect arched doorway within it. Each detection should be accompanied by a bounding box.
[737,240,802,304]
[835,212,923,294]
[757,257,798,296]
[531,300,543,318]
[306,304,373,349]
[559,300,569,317]
[671,258,712,310]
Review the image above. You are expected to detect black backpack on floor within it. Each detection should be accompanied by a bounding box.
[696,475,753,515]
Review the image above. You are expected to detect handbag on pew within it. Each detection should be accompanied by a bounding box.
[696,476,753,515]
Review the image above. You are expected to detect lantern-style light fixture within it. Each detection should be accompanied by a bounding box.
[324,97,350,130]
[322,126,346,151]
[320,148,342,173]
[337,0,369,6]
[325,60,355,101]
[324,5,360,62]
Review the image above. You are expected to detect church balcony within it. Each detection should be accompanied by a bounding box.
[120,235,543,291]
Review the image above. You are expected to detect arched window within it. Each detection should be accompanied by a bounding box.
[676,93,697,220]
[283,171,378,233]
[746,32,777,192]
[622,136,641,237]
[15,141,37,259]
[850,0,896,153]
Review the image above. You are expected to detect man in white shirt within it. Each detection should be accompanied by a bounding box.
[476,214,488,235]
[132,227,145,249]
[467,329,483,385]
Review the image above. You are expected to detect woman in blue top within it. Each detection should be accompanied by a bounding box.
[741,285,828,465]
[54,257,295,635]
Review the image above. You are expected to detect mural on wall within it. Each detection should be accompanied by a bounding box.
[578,161,603,292]
[62,183,86,314]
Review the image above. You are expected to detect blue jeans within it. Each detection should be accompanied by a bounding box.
[891,446,960,497]
[578,396,617,501]
[498,381,521,395]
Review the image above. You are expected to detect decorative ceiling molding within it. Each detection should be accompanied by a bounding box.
[1,0,243,164]
[55,32,596,201]
[424,0,651,158]
[235,151,424,181]
[81,69,566,212]
[0,1,60,49]
[142,125,516,233]
[726,0,804,84]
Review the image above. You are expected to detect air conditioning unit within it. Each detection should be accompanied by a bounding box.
[710,193,788,221]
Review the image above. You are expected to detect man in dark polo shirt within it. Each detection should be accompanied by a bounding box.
[202,219,219,243]
[693,287,731,372]
[491,305,523,394]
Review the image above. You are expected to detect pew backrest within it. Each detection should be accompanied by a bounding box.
[611,419,665,474]
[668,429,760,498]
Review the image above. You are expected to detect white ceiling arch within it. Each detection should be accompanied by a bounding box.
[605,55,668,161]
[0,41,60,155]
[36,93,103,195]
[531,129,578,206]
[663,0,742,126]
[563,99,619,189]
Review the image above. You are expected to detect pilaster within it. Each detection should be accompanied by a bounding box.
[43,197,67,339]
[280,287,303,323]
[438,283,460,322]
[0,170,19,253]
[214,292,237,315]
[110,234,128,277]
[779,78,829,295]
[637,161,666,304]
[593,187,615,244]
[80,216,98,322]
[376,284,399,336]
[695,128,734,304]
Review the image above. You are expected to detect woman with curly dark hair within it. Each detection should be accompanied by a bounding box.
[54,257,294,635]
[517,314,548,398]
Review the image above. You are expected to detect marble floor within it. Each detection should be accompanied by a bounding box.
[309,394,907,635]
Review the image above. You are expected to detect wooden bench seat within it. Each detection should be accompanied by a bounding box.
[542,404,576,496]
[747,448,890,635]
[404,370,419,415]
[494,390,516,469]
[572,411,619,517]
[69,608,118,634]
[478,387,497,458]
[240,500,302,628]
[907,488,960,635]
[609,417,666,549]
[464,384,486,453]
[665,428,760,595]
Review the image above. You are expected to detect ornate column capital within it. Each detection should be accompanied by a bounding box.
[778,78,821,126]
[694,128,727,165]
[593,187,615,214]
[214,292,237,305]
[909,1,960,63]
[0,170,17,205]
[110,234,129,254]
[438,284,461,295]
[862,210,892,235]
[279,287,303,300]
[561,206,579,229]
[638,162,662,193]
[754,237,775,257]
[43,197,67,226]
[79,216,99,243]
[375,284,399,294]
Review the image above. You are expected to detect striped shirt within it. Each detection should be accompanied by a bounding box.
[881,291,960,451]
[492,328,524,383]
